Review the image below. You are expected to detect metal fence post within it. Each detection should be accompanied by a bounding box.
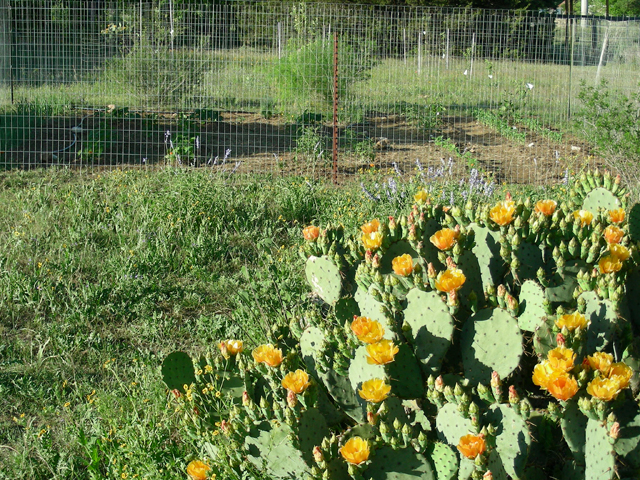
[332,31,339,185]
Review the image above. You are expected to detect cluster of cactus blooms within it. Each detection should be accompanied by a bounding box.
[166,169,640,480]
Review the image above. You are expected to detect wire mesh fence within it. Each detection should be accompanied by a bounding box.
[0,0,639,184]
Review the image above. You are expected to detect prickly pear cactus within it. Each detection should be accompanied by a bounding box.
[585,418,615,480]
[306,255,342,304]
[161,351,195,393]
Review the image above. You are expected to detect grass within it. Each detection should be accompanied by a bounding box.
[0,166,577,479]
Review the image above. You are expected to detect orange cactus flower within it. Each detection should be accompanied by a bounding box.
[252,344,284,367]
[220,340,244,359]
[303,225,320,241]
[457,434,487,459]
[339,437,370,465]
[490,200,516,226]
[599,255,623,274]
[610,244,630,261]
[532,361,561,390]
[587,352,614,375]
[573,210,594,227]
[587,377,623,402]
[609,208,625,224]
[361,219,381,235]
[547,346,576,372]
[535,199,557,216]
[366,340,399,365]
[392,254,414,276]
[351,316,385,344]
[546,373,579,401]
[187,460,211,480]
[281,370,311,394]
[608,362,633,390]
[358,378,392,403]
[555,312,588,332]
[430,228,459,251]
[435,268,466,293]
[603,225,624,245]
[414,189,428,204]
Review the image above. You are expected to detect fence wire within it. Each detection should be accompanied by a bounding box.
[0,0,639,184]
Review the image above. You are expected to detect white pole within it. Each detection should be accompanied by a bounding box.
[595,26,609,85]
[446,29,450,70]
[277,22,282,59]
[470,32,476,76]
[418,31,422,74]
[403,28,407,64]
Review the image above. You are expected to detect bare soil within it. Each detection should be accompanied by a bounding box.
[3,110,597,185]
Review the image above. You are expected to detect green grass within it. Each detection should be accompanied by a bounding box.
[0,167,577,479]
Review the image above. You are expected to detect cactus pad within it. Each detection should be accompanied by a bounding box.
[518,280,548,331]
[435,402,473,445]
[613,401,640,468]
[460,307,523,385]
[354,288,394,339]
[582,187,621,213]
[487,450,509,480]
[470,223,506,293]
[580,291,617,352]
[512,242,545,282]
[533,316,556,357]
[161,351,195,393]
[386,343,426,398]
[429,442,458,480]
[454,250,485,308]
[300,326,326,376]
[364,446,435,479]
[348,345,386,393]
[245,421,310,478]
[306,255,342,304]
[298,408,330,466]
[486,404,531,479]
[584,418,616,480]
[334,296,360,324]
[403,289,455,375]
[380,240,420,275]
[560,400,587,464]
[629,203,640,243]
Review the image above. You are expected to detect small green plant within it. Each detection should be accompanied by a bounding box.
[294,126,329,164]
[77,121,114,162]
[434,135,478,170]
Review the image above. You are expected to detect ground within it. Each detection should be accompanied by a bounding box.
[3,110,595,184]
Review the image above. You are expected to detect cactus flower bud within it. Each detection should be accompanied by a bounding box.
[508,385,520,404]
[505,293,519,315]
[435,375,445,392]
[556,333,566,347]
[313,446,325,464]
[483,472,494,480]
[491,371,502,402]
[367,411,378,425]
[609,422,620,440]
[242,391,251,407]
[286,389,298,408]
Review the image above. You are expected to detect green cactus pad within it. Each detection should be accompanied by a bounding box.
[518,280,548,331]
[320,368,365,423]
[613,401,640,468]
[460,307,523,385]
[561,460,586,480]
[582,187,621,213]
[585,418,615,480]
[298,408,331,466]
[403,289,455,375]
[245,421,310,478]
[306,255,342,304]
[454,250,485,309]
[580,291,617,352]
[429,442,458,480]
[487,450,509,480]
[435,402,473,445]
[161,351,195,393]
[380,240,420,275]
[457,458,474,480]
[354,288,394,340]
[402,399,431,430]
[364,446,435,480]
[486,404,531,479]
[300,326,326,376]
[470,223,506,294]
[387,343,426,398]
[523,466,548,480]
[325,459,350,480]
[560,400,588,464]
[512,242,545,282]
[334,297,361,324]
[348,345,387,392]
[422,218,447,268]
[546,260,584,304]
[629,203,640,243]
[626,268,640,331]
[533,316,556,357]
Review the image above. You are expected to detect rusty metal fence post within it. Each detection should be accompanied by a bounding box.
[332,31,338,185]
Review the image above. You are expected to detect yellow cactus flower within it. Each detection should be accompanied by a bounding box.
[430,228,459,251]
[339,437,370,465]
[532,361,561,390]
[573,210,594,227]
[603,225,624,245]
[599,255,623,274]
[281,370,311,394]
[610,244,630,261]
[490,200,516,226]
[302,225,320,241]
[366,340,399,365]
[351,316,385,344]
[220,340,244,359]
[435,268,466,293]
[187,460,210,480]
[547,346,576,372]
[457,434,487,459]
[252,344,284,367]
[414,189,428,204]
[608,362,633,390]
[358,378,392,403]
[392,254,414,276]
[546,373,579,401]
[609,208,625,224]
[362,231,382,251]
[360,219,381,235]
[587,376,622,402]
[535,199,557,216]
[555,312,588,332]
[587,352,614,375]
